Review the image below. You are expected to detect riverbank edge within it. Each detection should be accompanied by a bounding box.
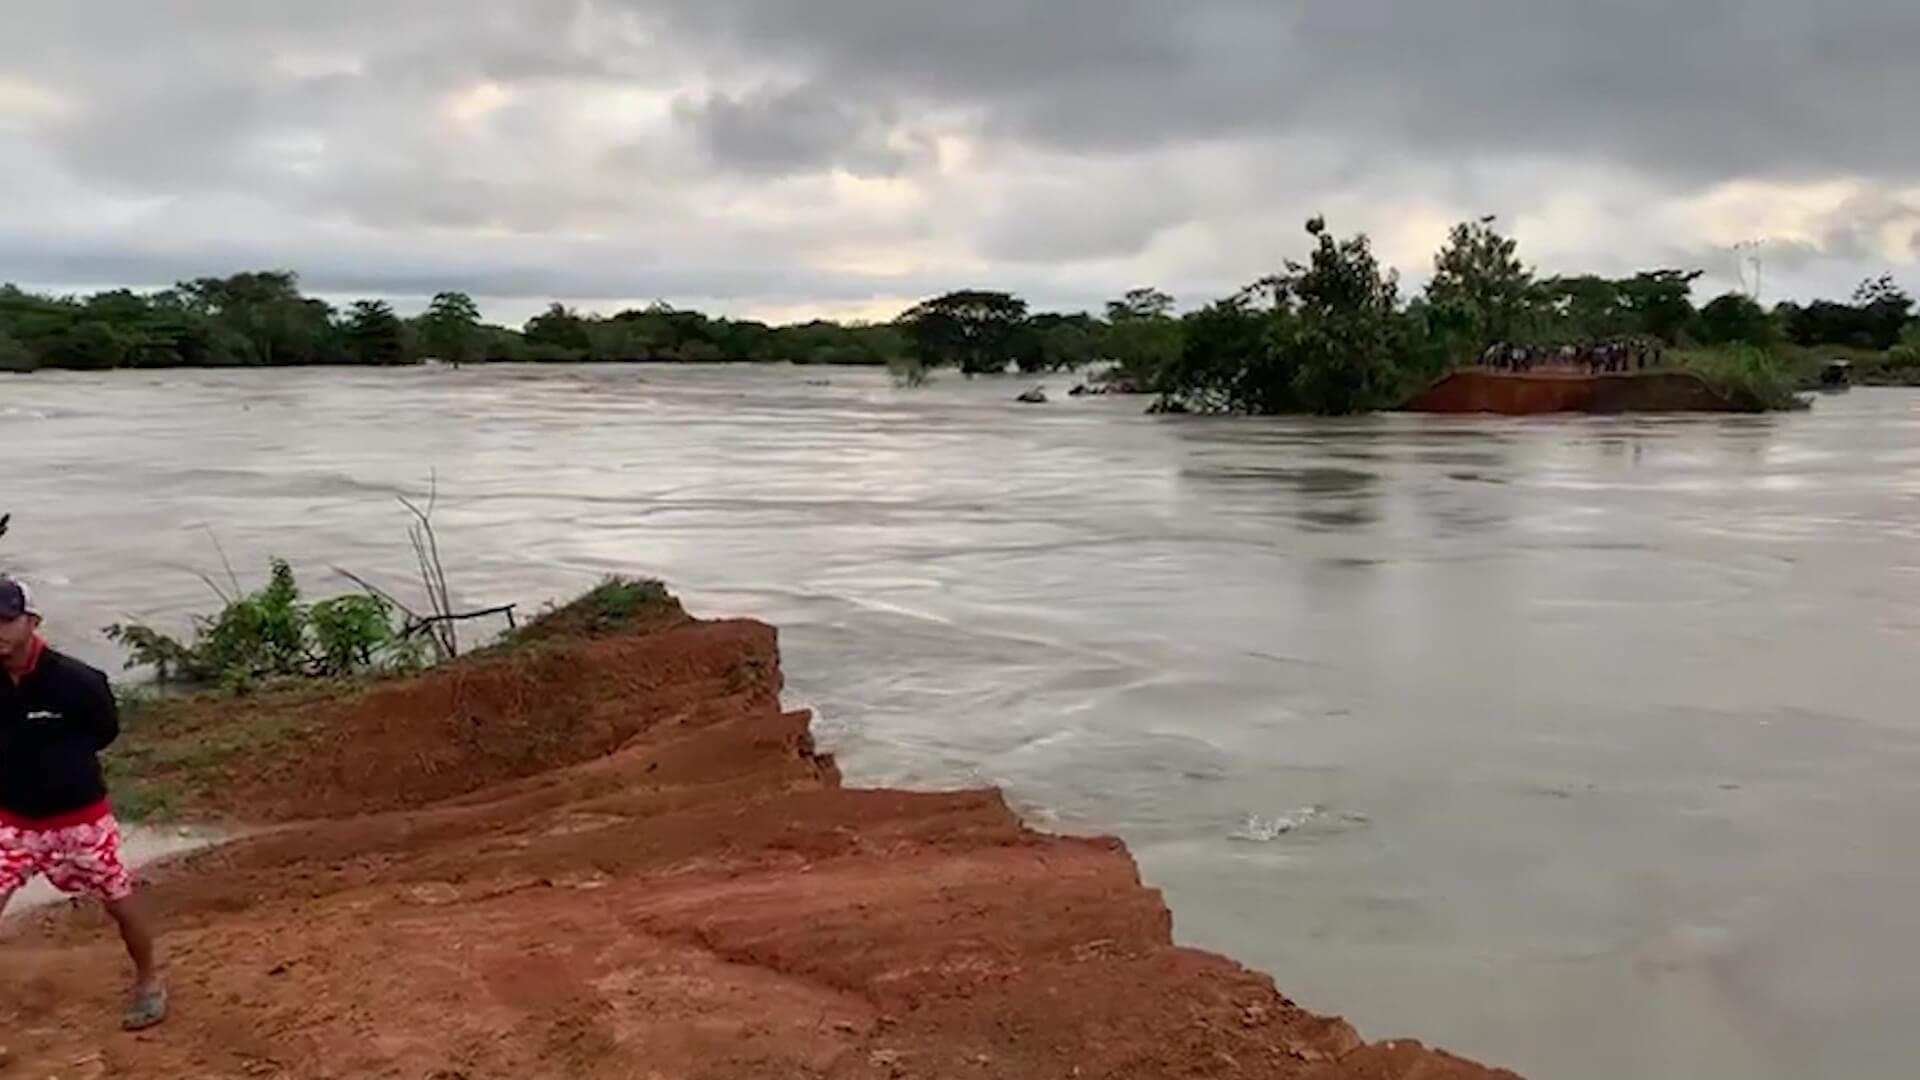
[2,588,1518,1078]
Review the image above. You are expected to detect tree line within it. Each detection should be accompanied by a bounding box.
[0,273,909,373]
[3,221,1915,414]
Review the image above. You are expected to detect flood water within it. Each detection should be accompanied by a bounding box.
[5,363,1919,1079]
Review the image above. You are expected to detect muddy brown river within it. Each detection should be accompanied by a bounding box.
[5,364,1917,1079]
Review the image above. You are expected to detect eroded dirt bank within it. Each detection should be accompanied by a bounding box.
[1407,369,1744,414]
[1,600,1517,1078]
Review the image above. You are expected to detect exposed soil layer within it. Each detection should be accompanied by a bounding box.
[3,611,1519,1078]
[1407,369,1744,414]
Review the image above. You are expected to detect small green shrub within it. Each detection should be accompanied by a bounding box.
[512,576,681,643]
[1889,325,1920,375]
[107,559,421,692]
[197,559,308,683]
[590,579,653,614]
[1676,345,1809,412]
[309,594,404,673]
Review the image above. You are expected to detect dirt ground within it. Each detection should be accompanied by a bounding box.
[1,611,1518,1079]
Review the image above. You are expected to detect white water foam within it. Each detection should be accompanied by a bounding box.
[1230,806,1371,843]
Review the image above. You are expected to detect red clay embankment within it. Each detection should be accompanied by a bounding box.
[1,607,1518,1079]
[1408,369,1746,414]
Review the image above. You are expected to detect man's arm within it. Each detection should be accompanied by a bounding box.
[79,665,120,751]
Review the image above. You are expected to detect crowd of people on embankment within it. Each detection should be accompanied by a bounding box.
[1478,340,1666,375]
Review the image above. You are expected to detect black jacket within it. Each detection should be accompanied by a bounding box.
[0,646,119,820]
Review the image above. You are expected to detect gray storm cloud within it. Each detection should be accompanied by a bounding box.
[0,0,1914,318]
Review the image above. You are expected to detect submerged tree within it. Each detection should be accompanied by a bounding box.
[900,290,1030,375]
[522,302,592,358]
[176,271,341,367]
[341,300,410,366]
[1020,312,1101,373]
[1102,288,1184,389]
[1154,218,1417,416]
[1285,217,1406,415]
[417,291,482,365]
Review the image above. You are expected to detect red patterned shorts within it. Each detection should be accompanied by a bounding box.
[0,812,134,902]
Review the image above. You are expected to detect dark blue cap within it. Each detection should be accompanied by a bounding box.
[0,578,36,620]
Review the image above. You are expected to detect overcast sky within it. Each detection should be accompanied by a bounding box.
[2,0,1916,324]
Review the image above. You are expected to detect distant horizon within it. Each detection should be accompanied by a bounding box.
[2,279,914,330]
[6,245,1907,332]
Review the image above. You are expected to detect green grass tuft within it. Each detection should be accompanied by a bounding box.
[1674,346,1810,411]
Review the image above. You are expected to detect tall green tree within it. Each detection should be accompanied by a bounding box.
[1694,293,1776,347]
[1426,216,1534,357]
[418,291,483,365]
[1021,312,1100,372]
[523,302,591,358]
[1852,274,1915,350]
[341,300,410,366]
[1153,220,1424,416]
[1616,270,1701,344]
[1102,288,1184,389]
[1535,275,1633,340]
[1531,270,1700,344]
[1164,296,1286,412]
[1106,288,1176,322]
[144,292,246,367]
[900,290,1030,375]
[176,271,340,366]
[1284,217,1405,415]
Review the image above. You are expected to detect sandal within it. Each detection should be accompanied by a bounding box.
[123,986,168,1031]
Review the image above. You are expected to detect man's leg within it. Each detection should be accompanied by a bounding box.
[0,824,30,920]
[102,893,160,993]
[42,816,166,1029]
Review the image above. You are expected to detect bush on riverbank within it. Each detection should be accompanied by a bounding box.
[507,577,683,645]
[106,560,424,693]
[105,564,681,697]
[1674,346,1811,411]
[102,575,681,821]
[1879,326,1920,384]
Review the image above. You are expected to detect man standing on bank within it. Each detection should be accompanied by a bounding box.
[0,578,165,1030]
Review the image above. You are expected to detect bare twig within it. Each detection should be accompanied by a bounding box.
[425,527,454,649]
[407,521,451,657]
[399,604,517,640]
[197,524,242,600]
[330,567,426,626]
[396,471,459,659]
[406,527,447,659]
[190,570,234,605]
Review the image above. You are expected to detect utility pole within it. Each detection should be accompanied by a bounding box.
[1731,240,1766,304]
